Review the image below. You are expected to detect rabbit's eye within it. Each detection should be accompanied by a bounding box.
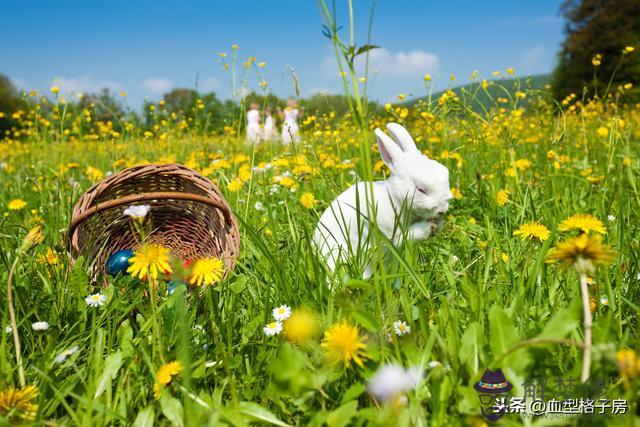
[417,187,431,196]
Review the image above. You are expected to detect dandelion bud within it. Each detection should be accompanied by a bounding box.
[21,226,43,251]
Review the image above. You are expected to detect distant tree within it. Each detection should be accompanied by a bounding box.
[552,0,640,101]
[79,88,126,126]
[162,88,198,116]
[0,74,24,136]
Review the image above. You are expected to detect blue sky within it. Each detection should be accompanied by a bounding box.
[2,0,565,107]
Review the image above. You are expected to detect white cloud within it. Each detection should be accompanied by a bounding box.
[323,47,439,79]
[199,77,219,92]
[141,78,174,95]
[54,76,121,94]
[369,48,439,77]
[520,46,545,69]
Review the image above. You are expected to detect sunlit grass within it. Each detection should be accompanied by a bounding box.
[1,71,639,425]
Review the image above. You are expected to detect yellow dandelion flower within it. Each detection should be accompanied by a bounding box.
[558,214,606,235]
[592,54,602,66]
[596,127,609,138]
[321,321,368,368]
[496,189,509,207]
[127,244,173,280]
[189,257,224,287]
[545,234,616,274]
[450,188,462,200]
[0,385,39,422]
[423,73,432,82]
[41,247,59,265]
[514,159,532,170]
[616,349,639,379]
[299,192,315,209]
[8,199,27,210]
[513,222,550,242]
[228,178,243,192]
[154,361,183,400]
[284,310,318,343]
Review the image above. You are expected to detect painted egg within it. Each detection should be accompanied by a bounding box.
[106,249,134,276]
[167,280,186,296]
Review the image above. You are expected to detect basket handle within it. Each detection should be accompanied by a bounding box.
[68,191,234,250]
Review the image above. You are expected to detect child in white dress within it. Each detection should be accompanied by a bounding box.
[246,102,262,143]
[263,107,276,141]
[280,99,303,144]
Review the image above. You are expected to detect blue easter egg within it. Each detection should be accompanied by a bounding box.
[167,280,187,296]
[106,249,134,276]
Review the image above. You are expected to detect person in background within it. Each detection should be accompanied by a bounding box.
[263,107,277,141]
[246,102,262,143]
[279,99,303,144]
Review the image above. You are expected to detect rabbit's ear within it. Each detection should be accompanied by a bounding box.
[386,123,419,153]
[375,128,403,170]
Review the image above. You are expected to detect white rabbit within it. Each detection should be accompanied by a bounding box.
[312,122,452,279]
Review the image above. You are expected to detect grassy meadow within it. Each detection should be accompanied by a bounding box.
[1,66,640,426]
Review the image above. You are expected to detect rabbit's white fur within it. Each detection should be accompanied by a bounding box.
[313,123,452,278]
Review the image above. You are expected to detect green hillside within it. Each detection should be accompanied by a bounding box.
[403,74,551,111]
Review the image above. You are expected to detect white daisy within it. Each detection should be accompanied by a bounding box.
[254,202,264,211]
[32,321,49,331]
[263,321,283,336]
[393,320,411,336]
[85,293,107,307]
[607,215,616,221]
[600,296,609,306]
[123,205,150,219]
[367,364,423,403]
[272,305,292,321]
[427,361,442,369]
[5,326,12,334]
[54,346,79,363]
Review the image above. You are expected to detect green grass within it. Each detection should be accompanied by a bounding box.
[0,83,639,426]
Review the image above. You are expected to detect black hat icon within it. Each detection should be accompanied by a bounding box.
[473,369,513,394]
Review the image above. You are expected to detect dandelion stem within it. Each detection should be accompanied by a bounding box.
[149,278,165,364]
[580,274,592,382]
[7,254,26,387]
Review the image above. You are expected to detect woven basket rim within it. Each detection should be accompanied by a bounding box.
[67,191,233,252]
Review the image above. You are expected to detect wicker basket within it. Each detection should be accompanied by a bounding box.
[68,163,240,281]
